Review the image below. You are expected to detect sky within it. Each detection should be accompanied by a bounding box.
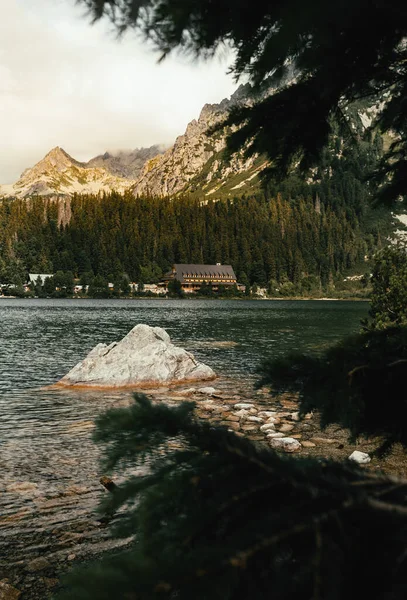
[0,0,237,183]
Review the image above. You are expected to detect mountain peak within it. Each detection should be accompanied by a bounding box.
[46,145,67,157]
[41,147,82,170]
[0,146,136,198]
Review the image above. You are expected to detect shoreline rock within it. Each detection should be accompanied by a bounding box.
[56,324,216,388]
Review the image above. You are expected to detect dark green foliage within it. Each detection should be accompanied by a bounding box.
[82,0,407,205]
[59,394,407,600]
[0,185,389,292]
[197,281,213,296]
[43,276,55,296]
[367,245,407,329]
[257,326,407,452]
[88,274,110,298]
[167,278,184,297]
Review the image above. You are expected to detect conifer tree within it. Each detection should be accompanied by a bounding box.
[58,395,407,600]
[257,244,407,453]
[82,0,407,204]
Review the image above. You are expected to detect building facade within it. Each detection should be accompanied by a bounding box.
[162,264,237,292]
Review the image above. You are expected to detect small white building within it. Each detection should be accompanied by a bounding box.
[28,273,53,286]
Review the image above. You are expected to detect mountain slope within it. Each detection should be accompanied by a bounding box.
[0,147,136,198]
[0,87,390,201]
[86,145,166,179]
[131,84,262,198]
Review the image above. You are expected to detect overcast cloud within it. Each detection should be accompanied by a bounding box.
[0,0,237,183]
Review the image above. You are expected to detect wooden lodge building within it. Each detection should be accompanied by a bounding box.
[162,264,238,292]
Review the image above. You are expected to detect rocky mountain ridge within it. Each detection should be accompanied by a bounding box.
[130,84,261,198]
[0,84,263,200]
[0,147,137,198]
[87,145,166,179]
[0,84,383,200]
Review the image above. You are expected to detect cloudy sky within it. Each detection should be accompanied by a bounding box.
[0,0,237,183]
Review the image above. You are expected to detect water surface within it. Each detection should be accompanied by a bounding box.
[0,298,368,391]
[0,299,368,570]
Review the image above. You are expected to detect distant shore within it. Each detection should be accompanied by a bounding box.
[0,295,370,302]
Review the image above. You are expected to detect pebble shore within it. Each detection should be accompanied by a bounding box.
[0,377,390,599]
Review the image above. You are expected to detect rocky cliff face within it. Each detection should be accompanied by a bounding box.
[86,145,166,179]
[0,147,136,198]
[0,85,265,200]
[131,84,263,198]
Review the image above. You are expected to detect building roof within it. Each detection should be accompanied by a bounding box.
[169,264,237,284]
[28,273,53,284]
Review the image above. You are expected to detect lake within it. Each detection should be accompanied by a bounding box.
[0,299,368,581]
[0,298,368,391]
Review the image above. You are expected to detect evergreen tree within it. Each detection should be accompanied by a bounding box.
[367,244,407,329]
[88,274,110,298]
[43,276,55,296]
[82,0,407,205]
[58,395,407,600]
[256,245,407,454]
[167,278,184,298]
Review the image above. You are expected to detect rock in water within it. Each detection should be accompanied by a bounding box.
[57,324,215,388]
[0,581,21,600]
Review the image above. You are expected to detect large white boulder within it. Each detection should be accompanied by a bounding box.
[57,324,216,388]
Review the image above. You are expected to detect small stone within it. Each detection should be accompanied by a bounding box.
[269,437,302,453]
[226,422,241,431]
[301,441,316,448]
[0,581,21,600]
[225,415,240,422]
[233,409,250,419]
[200,402,216,411]
[67,554,76,561]
[279,424,295,433]
[240,425,258,432]
[290,412,300,421]
[246,416,263,423]
[258,411,278,418]
[348,451,371,464]
[42,578,59,589]
[265,417,279,425]
[177,387,196,395]
[267,432,285,439]
[280,400,298,409]
[234,403,255,410]
[248,408,259,415]
[260,424,276,432]
[198,387,217,395]
[26,557,51,572]
[57,532,83,546]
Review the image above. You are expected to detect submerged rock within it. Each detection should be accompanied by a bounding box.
[57,324,215,388]
[197,386,217,396]
[0,581,21,600]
